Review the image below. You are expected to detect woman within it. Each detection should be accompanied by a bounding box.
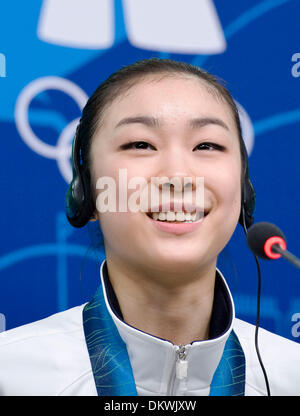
[1,59,299,396]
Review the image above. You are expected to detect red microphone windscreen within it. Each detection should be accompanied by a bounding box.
[246,222,286,259]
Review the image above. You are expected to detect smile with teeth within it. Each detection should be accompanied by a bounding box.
[148,211,203,223]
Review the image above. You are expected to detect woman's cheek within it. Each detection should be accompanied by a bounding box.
[98,212,128,249]
[214,168,241,219]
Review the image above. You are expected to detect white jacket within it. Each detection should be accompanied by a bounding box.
[0,260,300,396]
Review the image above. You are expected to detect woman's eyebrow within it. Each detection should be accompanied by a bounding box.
[115,116,160,129]
[189,117,230,131]
[114,115,229,131]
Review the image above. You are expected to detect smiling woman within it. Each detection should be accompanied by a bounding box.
[1,59,300,397]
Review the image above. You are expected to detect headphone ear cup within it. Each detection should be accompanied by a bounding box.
[65,169,95,228]
[65,129,95,228]
[239,177,256,229]
[65,176,83,226]
[238,135,256,229]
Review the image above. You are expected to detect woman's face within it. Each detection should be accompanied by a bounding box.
[89,75,242,275]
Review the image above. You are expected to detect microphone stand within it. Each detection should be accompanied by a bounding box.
[271,244,300,269]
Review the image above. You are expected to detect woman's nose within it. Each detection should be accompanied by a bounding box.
[159,177,195,198]
[156,150,198,192]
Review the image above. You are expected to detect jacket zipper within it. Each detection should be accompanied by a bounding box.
[167,344,188,395]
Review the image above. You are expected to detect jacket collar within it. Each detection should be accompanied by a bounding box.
[99,259,235,395]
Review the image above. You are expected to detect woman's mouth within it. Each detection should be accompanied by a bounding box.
[146,210,203,223]
[145,210,208,235]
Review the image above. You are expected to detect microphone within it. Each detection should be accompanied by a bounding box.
[247,222,300,270]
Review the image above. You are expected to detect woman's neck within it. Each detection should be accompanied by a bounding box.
[105,257,217,345]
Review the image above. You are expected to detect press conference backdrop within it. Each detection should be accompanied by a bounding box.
[1,0,300,342]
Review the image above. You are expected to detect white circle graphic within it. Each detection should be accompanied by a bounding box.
[15,76,88,160]
[236,101,255,156]
[56,118,80,183]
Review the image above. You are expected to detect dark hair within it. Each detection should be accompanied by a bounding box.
[77,58,245,203]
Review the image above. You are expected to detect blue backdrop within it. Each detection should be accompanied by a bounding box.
[1,0,300,343]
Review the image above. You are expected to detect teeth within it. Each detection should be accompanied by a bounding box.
[175,212,185,221]
[158,212,166,221]
[166,211,176,221]
[184,213,192,221]
[151,211,201,222]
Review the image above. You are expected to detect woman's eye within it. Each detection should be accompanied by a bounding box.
[120,141,225,151]
[194,142,225,151]
[121,141,155,150]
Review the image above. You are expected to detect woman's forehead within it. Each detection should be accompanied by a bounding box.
[113,73,221,104]
[102,74,236,129]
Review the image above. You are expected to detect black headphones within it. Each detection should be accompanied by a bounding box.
[65,126,95,229]
[65,130,256,229]
[239,136,256,229]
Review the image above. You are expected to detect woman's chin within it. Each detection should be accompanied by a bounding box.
[144,249,213,272]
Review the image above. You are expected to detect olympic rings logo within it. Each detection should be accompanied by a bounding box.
[14,76,254,184]
[14,76,88,183]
